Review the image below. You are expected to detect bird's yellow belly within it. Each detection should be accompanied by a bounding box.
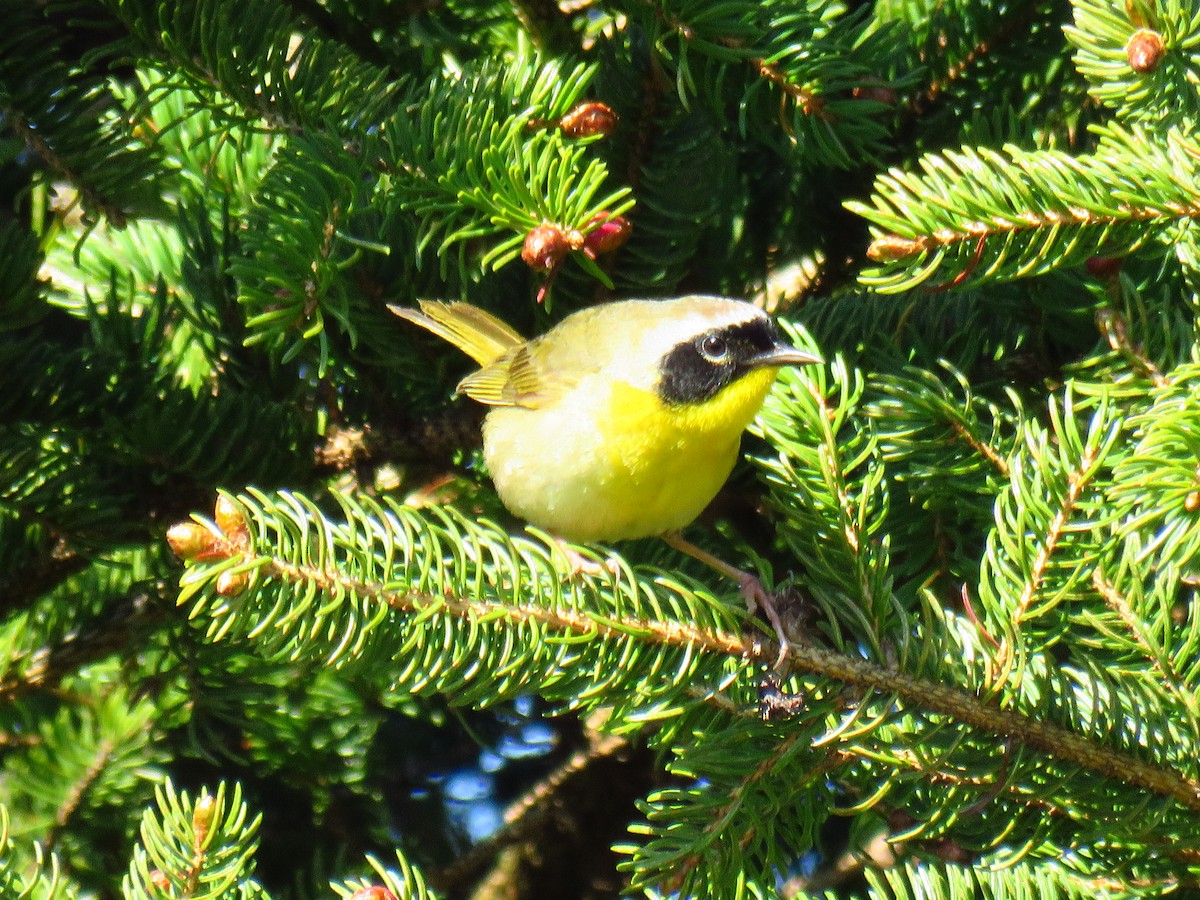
[482,370,777,543]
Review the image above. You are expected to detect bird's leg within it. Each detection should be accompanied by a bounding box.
[661,530,790,665]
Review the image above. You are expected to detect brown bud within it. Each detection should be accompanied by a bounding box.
[1085,256,1123,279]
[522,225,570,271]
[149,870,171,893]
[867,234,924,263]
[558,102,617,139]
[215,569,249,597]
[1186,491,1200,512]
[583,215,631,258]
[167,522,219,561]
[214,495,249,547]
[1127,29,1165,73]
[851,82,897,107]
[349,888,398,900]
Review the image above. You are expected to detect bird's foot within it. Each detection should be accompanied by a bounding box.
[661,531,792,668]
[737,573,790,668]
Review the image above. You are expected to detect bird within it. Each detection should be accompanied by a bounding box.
[390,296,822,657]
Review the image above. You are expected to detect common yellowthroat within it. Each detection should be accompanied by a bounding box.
[391,296,821,653]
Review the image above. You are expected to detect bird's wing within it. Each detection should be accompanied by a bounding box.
[389,301,525,366]
[392,300,580,409]
[457,345,555,408]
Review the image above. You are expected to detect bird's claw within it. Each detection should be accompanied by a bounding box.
[738,574,790,668]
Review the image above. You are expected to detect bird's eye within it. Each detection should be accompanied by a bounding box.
[699,334,729,362]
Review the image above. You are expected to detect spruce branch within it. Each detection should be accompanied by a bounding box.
[980,391,1122,687]
[0,805,74,900]
[0,222,44,331]
[333,852,437,900]
[1094,300,1170,389]
[879,0,1062,114]
[104,0,405,135]
[0,4,168,226]
[379,51,633,284]
[1109,364,1200,571]
[1,688,165,854]
[863,857,1122,900]
[867,363,1018,593]
[168,489,1200,822]
[850,124,1200,293]
[596,46,734,295]
[639,0,901,167]
[123,782,265,900]
[0,578,170,704]
[230,132,381,371]
[1067,0,1200,122]
[749,339,894,647]
[625,715,838,895]
[1089,567,1200,739]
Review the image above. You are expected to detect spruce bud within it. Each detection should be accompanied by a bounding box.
[867,234,924,262]
[583,214,632,258]
[350,888,398,900]
[558,102,617,139]
[215,569,249,597]
[193,794,216,846]
[1085,256,1123,279]
[1127,29,1166,73]
[214,495,250,547]
[167,522,218,561]
[522,225,570,271]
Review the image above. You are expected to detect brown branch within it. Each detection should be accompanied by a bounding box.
[45,737,116,851]
[947,415,1010,478]
[8,114,129,227]
[867,197,1200,275]
[233,549,1200,814]
[1096,304,1170,389]
[1092,569,1200,728]
[433,731,633,892]
[654,6,827,119]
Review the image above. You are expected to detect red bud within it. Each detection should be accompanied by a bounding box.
[583,215,631,258]
[1085,256,1123,279]
[350,888,398,900]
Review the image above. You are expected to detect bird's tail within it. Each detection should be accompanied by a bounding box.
[389,301,525,366]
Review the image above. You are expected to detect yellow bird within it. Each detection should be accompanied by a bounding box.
[390,296,821,653]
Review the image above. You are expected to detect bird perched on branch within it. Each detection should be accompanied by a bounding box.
[391,296,821,658]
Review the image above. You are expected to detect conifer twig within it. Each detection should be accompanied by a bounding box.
[246,551,1200,813]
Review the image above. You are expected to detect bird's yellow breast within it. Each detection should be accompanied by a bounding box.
[482,366,780,543]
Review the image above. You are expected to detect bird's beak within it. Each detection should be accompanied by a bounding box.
[748,341,823,370]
